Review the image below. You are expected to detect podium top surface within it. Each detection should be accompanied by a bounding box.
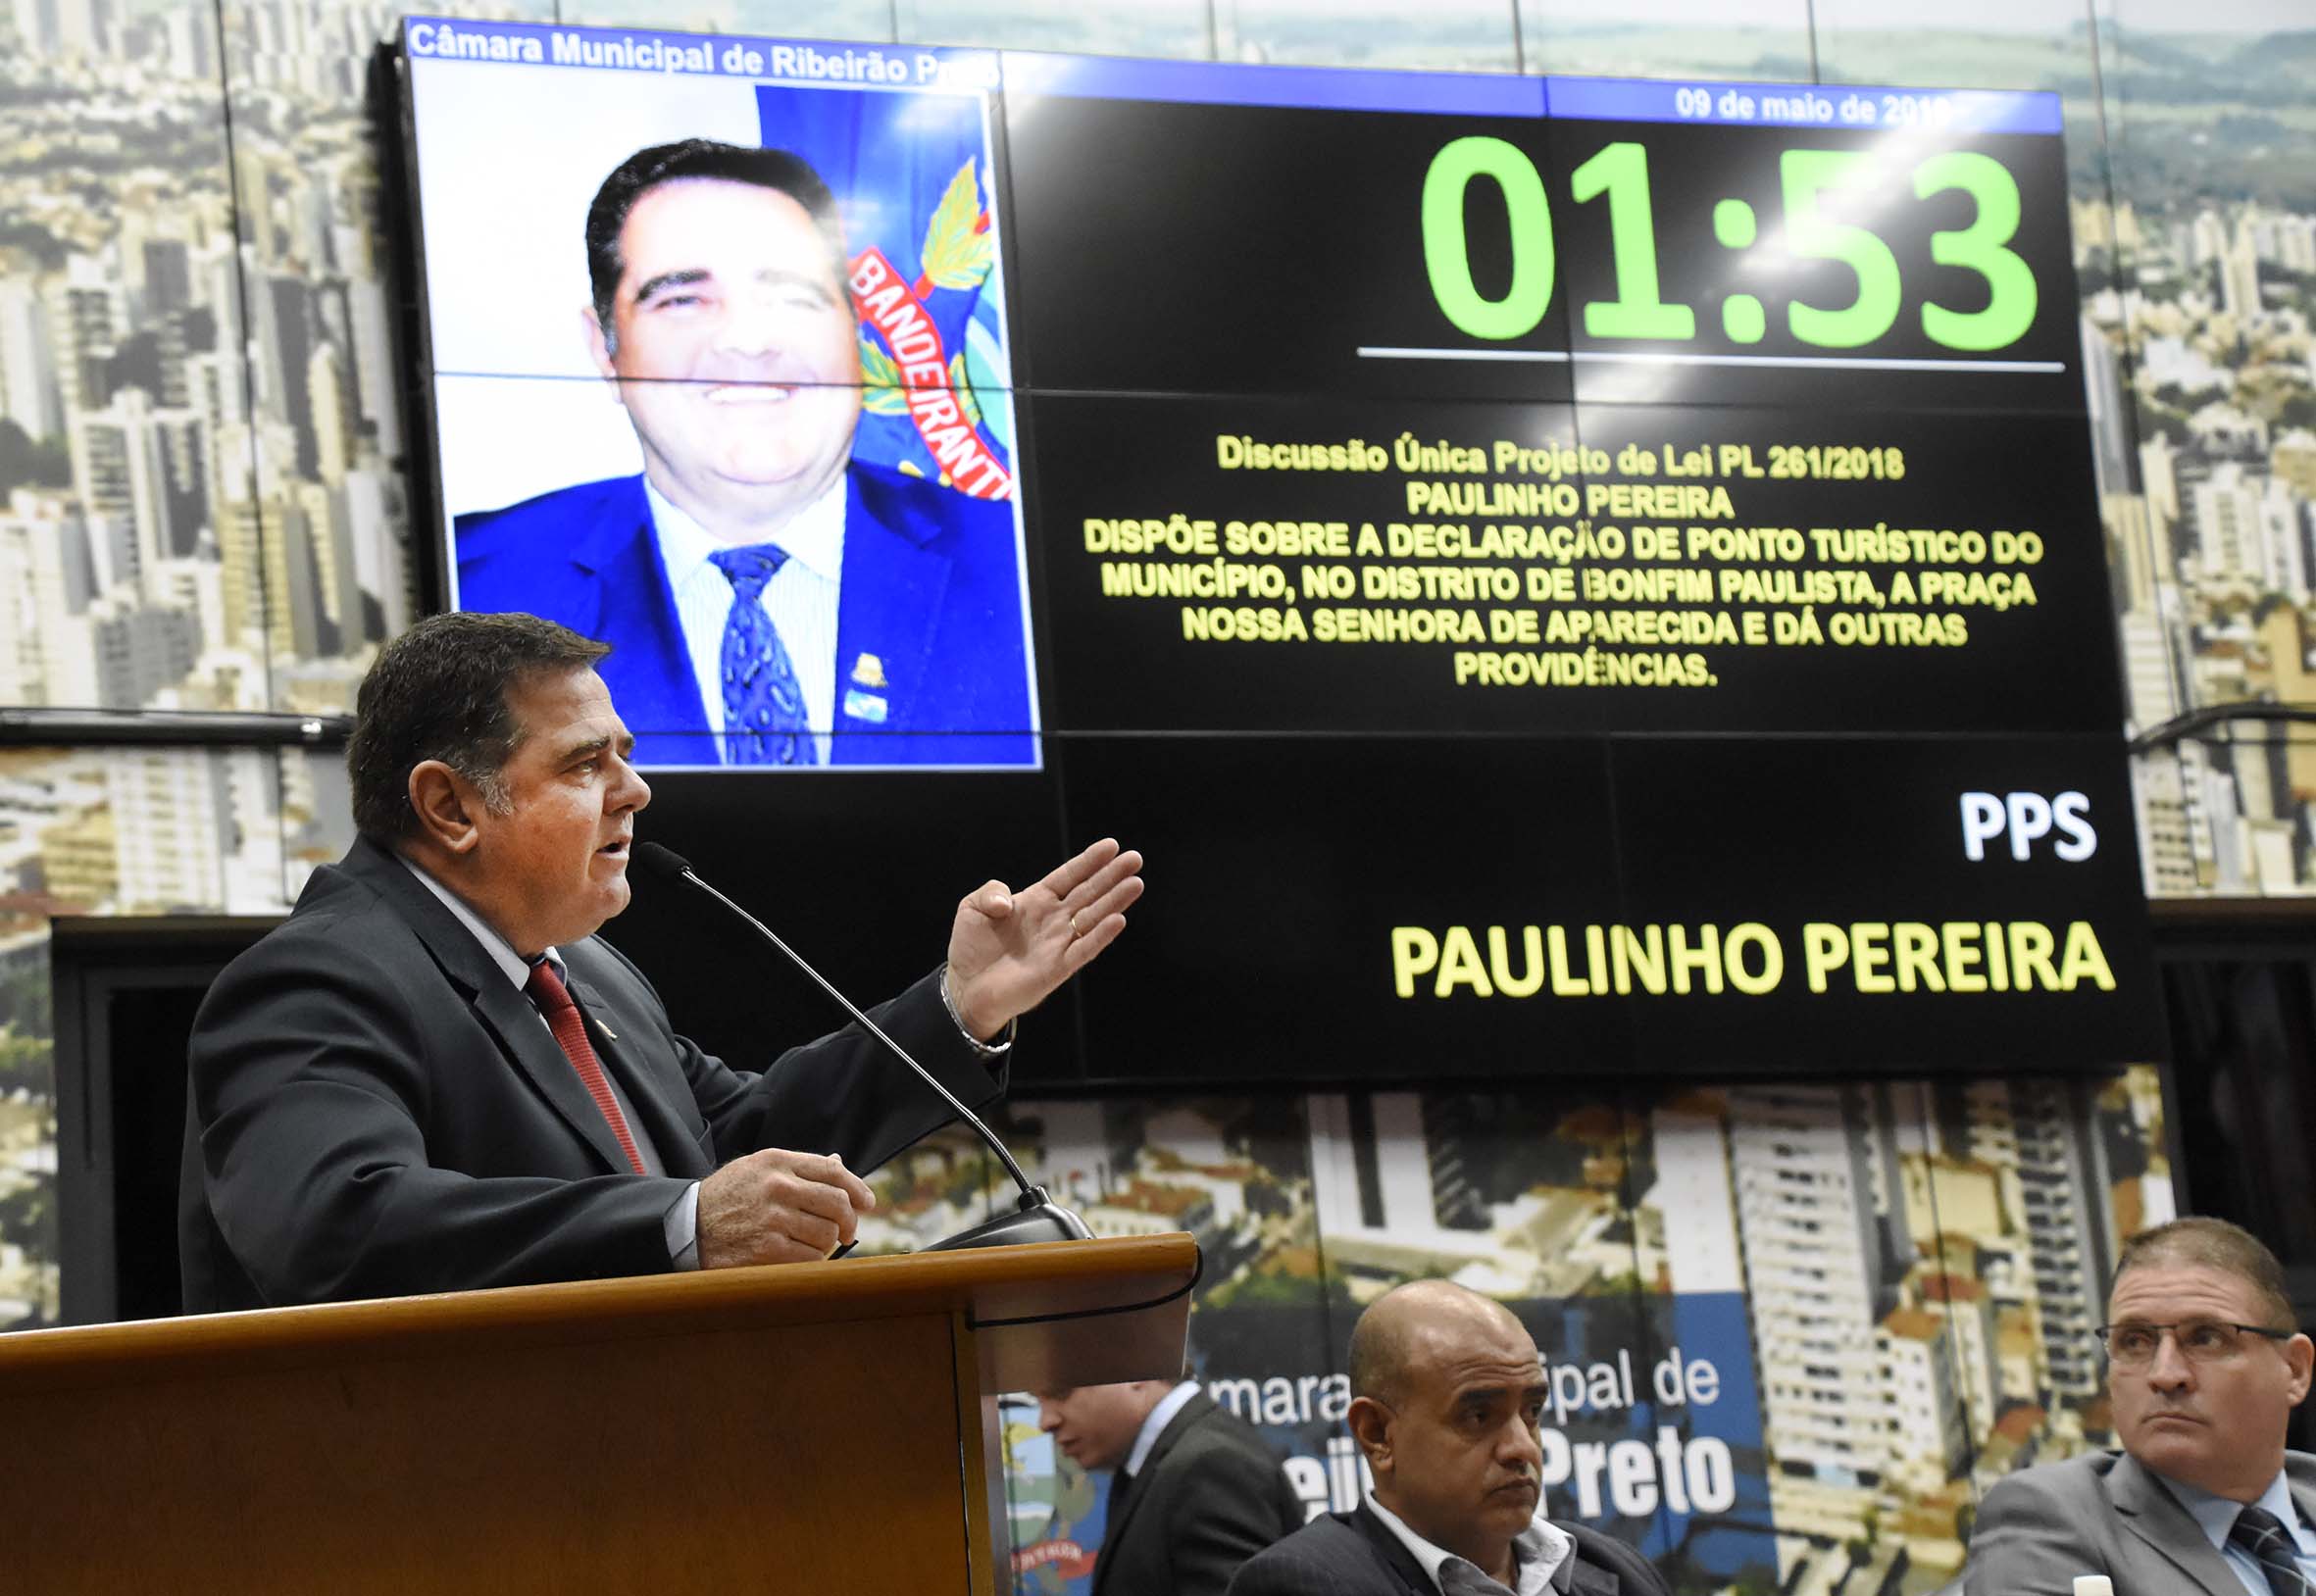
[0,1233,1198,1396]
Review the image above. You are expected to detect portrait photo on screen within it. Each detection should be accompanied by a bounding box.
[406,35,1036,771]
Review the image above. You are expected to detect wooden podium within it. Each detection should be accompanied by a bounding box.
[0,1233,1196,1593]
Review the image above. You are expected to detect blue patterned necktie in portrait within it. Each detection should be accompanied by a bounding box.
[709,544,818,767]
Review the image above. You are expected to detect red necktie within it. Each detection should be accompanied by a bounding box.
[526,959,646,1175]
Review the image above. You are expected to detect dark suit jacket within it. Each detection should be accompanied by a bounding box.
[1095,1392,1305,1596]
[1965,1448,2316,1595]
[1226,1501,1669,1596]
[179,836,1004,1311]
[454,463,1033,767]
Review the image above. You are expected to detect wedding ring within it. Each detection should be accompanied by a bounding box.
[1069,911,1083,938]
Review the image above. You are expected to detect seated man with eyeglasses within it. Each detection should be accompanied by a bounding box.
[1964,1216,2316,1595]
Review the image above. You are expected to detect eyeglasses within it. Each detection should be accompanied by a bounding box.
[2093,1321,2295,1366]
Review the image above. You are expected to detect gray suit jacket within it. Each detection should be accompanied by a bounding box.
[1965,1448,2316,1594]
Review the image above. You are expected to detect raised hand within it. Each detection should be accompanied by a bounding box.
[944,837,1145,1041]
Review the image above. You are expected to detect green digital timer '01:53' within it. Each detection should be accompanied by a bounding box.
[1421,136,2039,354]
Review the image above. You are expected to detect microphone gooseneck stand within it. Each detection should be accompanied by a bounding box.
[631,841,1093,1253]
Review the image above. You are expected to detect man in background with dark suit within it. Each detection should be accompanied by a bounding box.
[457,138,1032,769]
[181,611,1136,1309]
[1038,1375,1304,1596]
[1964,1216,2316,1595]
[1228,1280,1670,1596]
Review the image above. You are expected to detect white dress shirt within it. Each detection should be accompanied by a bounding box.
[1123,1380,1203,1481]
[649,474,845,766]
[1364,1491,1574,1596]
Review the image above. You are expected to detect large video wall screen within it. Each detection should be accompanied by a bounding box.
[400,24,2159,1081]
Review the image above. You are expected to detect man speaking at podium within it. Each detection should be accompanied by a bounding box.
[179,611,1140,1312]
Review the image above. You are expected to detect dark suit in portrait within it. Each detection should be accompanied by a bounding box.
[454,463,1033,767]
[179,834,1001,1311]
[1965,1449,2316,1596]
[1094,1391,1305,1596]
[1226,1501,1669,1596]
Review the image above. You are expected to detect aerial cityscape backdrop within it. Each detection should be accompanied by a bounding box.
[0,0,2305,1590]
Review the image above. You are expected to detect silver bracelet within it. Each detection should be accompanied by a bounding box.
[938,962,1016,1058]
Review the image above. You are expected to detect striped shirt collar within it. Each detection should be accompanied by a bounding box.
[645,472,845,587]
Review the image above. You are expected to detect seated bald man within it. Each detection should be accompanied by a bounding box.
[1227,1280,1670,1596]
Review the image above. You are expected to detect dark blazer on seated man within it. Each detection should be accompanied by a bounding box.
[1230,1278,1671,1596]
[1966,1450,2316,1595]
[178,834,1002,1311]
[1226,1502,1663,1596]
[1083,1387,1305,1596]
[455,465,1033,769]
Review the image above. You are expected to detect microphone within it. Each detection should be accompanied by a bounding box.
[631,841,1093,1254]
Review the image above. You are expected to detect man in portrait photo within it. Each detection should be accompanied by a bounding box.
[455,137,1032,770]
